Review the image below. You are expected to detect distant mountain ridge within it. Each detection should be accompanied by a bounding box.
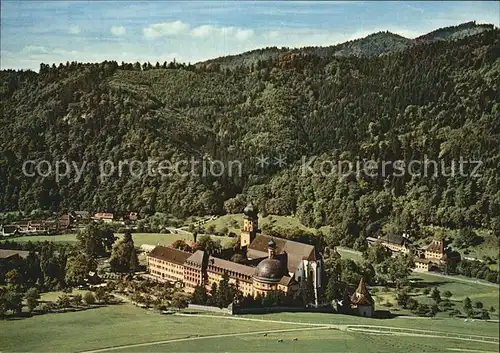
[198,21,496,69]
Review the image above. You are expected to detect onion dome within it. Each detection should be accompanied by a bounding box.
[268,238,276,249]
[253,258,283,284]
[243,202,258,217]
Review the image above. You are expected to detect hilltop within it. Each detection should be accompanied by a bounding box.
[198,21,496,69]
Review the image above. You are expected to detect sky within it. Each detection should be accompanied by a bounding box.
[1,1,499,71]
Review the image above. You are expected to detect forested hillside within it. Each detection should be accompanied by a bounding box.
[200,21,495,69]
[1,29,499,246]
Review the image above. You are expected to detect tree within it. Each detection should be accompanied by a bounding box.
[25,287,40,313]
[171,240,193,252]
[463,297,473,317]
[442,290,453,299]
[429,303,439,317]
[5,269,23,292]
[430,287,441,304]
[57,294,71,308]
[489,306,496,313]
[363,243,391,265]
[109,231,137,273]
[453,228,479,248]
[72,294,83,306]
[396,289,410,308]
[95,287,107,303]
[171,292,188,311]
[191,285,208,305]
[77,222,116,257]
[296,270,315,306]
[416,303,430,317]
[207,282,218,306]
[129,250,139,272]
[216,272,235,309]
[230,253,246,264]
[474,301,483,309]
[407,298,419,311]
[377,254,414,288]
[194,235,222,256]
[480,310,490,320]
[65,252,91,286]
[83,291,95,305]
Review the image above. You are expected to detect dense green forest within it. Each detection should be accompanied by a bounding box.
[1,28,499,247]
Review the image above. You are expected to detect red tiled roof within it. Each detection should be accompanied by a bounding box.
[148,246,191,265]
[186,250,255,277]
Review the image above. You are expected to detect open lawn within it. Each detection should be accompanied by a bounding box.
[0,304,304,352]
[1,232,233,247]
[243,311,500,338]
[1,304,498,353]
[118,329,498,353]
[372,272,499,319]
[410,272,499,312]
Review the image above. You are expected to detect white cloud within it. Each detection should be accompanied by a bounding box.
[191,25,217,38]
[68,25,81,35]
[22,45,49,54]
[235,29,254,41]
[190,25,254,41]
[143,21,189,38]
[110,26,126,36]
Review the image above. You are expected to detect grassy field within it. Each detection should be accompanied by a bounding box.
[0,304,304,352]
[371,272,499,319]
[1,303,498,353]
[1,232,233,247]
[119,329,498,353]
[243,311,500,338]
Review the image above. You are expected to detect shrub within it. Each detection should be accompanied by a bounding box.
[72,294,83,306]
[83,291,96,305]
[481,310,490,320]
[442,290,453,298]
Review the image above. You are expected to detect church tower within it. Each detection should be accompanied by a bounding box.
[240,202,259,249]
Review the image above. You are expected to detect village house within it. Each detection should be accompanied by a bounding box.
[366,233,410,254]
[74,211,91,222]
[13,220,58,234]
[0,225,19,237]
[367,233,447,272]
[92,213,114,223]
[58,214,74,229]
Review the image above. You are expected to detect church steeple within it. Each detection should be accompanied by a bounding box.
[241,202,259,249]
